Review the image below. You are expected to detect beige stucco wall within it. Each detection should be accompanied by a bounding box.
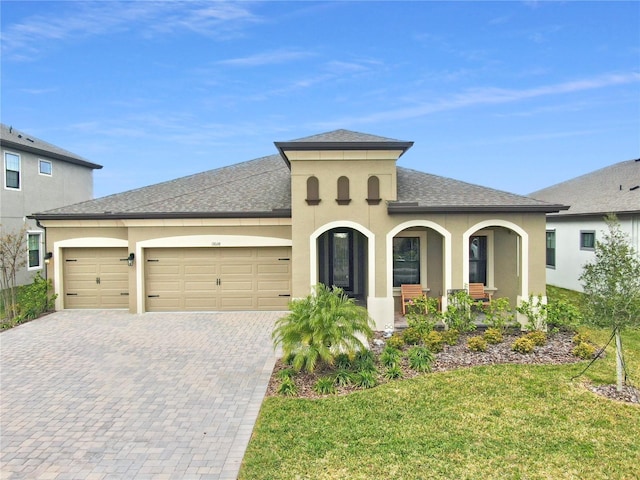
[285,147,548,328]
[40,218,292,312]
[39,150,549,330]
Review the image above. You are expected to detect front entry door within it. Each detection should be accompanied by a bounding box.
[329,230,353,292]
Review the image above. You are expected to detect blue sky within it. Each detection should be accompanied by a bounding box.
[2,1,639,199]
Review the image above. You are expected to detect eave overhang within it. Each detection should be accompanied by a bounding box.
[29,209,292,221]
[387,202,569,214]
[0,139,103,170]
[275,140,414,167]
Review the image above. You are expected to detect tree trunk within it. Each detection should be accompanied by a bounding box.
[615,328,624,392]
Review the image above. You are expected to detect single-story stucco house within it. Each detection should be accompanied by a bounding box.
[31,130,566,330]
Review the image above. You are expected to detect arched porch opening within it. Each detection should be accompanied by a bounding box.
[463,220,529,307]
[387,221,452,314]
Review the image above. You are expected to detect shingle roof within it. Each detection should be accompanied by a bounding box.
[33,155,291,219]
[32,130,565,220]
[275,129,414,164]
[286,129,407,143]
[0,123,102,169]
[529,159,640,216]
[392,167,563,213]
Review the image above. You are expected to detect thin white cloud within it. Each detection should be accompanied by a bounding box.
[311,72,640,129]
[1,2,258,60]
[216,49,313,67]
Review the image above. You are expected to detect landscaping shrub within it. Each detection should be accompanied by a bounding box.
[383,364,404,380]
[15,273,56,322]
[572,342,596,360]
[314,376,337,395]
[483,327,503,344]
[483,297,516,332]
[276,368,295,380]
[516,294,547,331]
[334,369,355,387]
[402,326,423,345]
[387,333,405,349]
[407,346,434,372]
[546,298,583,332]
[442,328,460,346]
[443,290,478,333]
[467,336,487,352]
[572,332,591,345]
[424,330,444,353]
[354,370,377,389]
[353,349,376,373]
[334,353,352,370]
[526,330,547,346]
[406,295,441,337]
[277,377,298,396]
[380,345,401,367]
[272,284,374,373]
[512,337,535,354]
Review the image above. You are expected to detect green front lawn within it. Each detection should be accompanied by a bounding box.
[240,328,639,480]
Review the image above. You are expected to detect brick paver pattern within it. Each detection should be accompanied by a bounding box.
[0,310,282,480]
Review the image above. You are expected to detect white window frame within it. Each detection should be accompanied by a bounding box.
[4,151,21,190]
[39,159,53,176]
[27,231,43,270]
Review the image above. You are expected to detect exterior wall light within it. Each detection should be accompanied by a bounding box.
[44,252,53,264]
[127,253,135,266]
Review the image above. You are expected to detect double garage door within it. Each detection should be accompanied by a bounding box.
[144,247,291,311]
[62,246,291,311]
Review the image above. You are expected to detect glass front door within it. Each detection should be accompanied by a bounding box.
[330,230,353,291]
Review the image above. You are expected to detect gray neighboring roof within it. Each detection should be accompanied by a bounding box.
[391,167,565,213]
[0,123,102,170]
[31,130,565,220]
[275,129,413,165]
[530,159,640,216]
[32,155,291,220]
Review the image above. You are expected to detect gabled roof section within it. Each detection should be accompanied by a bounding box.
[529,159,640,216]
[0,123,102,170]
[275,129,413,166]
[390,167,567,214]
[32,155,291,220]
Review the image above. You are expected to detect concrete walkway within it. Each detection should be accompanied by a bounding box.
[0,310,283,480]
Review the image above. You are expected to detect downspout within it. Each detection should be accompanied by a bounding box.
[35,219,48,282]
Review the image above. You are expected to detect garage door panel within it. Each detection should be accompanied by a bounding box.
[63,248,129,309]
[257,264,289,274]
[258,297,290,309]
[220,264,253,275]
[145,247,290,312]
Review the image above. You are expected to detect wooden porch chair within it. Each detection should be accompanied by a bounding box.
[468,283,493,306]
[401,284,424,315]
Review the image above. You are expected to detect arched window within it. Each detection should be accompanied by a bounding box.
[367,176,381,205]
[336,176,351,205]
[306,176,320,205]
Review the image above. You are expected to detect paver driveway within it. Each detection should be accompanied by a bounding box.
[0,310,283,480]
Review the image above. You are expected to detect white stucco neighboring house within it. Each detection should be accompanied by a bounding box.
[530,159,640,292]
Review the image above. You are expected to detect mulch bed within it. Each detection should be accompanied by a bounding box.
[267,331,639,405]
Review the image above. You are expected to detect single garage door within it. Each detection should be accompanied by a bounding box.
[144,247,291,312]
[63,247,130,309]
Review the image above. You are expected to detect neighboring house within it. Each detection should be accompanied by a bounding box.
[31,130,565,329]
[1,123,102,286]
[530,159,640,292]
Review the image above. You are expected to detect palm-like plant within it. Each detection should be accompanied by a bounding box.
[272,284,374,373]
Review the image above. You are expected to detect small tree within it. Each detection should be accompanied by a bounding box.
[1,225,27,320]
[579,215,640,392]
